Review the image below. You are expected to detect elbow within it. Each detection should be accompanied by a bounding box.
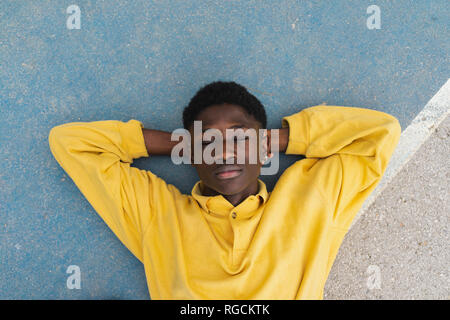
[385,113,402,136]
[381,113,402,141]
[48,126,58,149]
[389,117,402,142]
[391,116,401,133]
[377,110,402,137]
[48,126,61,147]
[48,125,70,152]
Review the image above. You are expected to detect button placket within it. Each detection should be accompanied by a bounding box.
[229,211,239,254]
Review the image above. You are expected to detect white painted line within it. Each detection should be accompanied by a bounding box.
[350,78,450,229]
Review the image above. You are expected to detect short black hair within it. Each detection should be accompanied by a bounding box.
[182,81,267,130]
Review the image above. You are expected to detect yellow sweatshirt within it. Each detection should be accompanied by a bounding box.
[48,105,401,299]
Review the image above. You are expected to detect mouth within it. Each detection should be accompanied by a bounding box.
[214,167,243,180]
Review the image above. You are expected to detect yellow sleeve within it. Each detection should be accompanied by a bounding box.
[48,119,167,262]
[281,105,401,230]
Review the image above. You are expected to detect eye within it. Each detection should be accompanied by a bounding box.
[202,136,215,145]
[233,132,249,142]
[234,136,248,142]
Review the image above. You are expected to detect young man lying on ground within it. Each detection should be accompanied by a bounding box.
[48,81,401,299]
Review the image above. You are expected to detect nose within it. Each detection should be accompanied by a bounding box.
[214,141,236,164]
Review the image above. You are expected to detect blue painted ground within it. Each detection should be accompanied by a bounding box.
[0,0,448,299]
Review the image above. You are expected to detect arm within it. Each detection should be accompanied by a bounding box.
[266,127,289,155]
[48,120,177,262]
[274,105,401,229]
[142,128,179,155]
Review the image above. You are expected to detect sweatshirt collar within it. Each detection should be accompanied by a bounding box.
[191,179,269,219]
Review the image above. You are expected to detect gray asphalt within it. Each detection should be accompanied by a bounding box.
[324,115,449,300]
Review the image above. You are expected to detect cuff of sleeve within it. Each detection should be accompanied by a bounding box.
[119,119,149,159]
[281,109,310,156]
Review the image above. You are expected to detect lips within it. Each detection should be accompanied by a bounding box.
[214,166,243,180]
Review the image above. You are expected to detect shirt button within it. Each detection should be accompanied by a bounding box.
[231,212,237,219]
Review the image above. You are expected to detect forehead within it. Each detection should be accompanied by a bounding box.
[194,104,258,128]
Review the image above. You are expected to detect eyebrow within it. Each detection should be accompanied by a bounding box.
[201,124,247,133]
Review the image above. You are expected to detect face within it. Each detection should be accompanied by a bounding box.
[188,104,265,196]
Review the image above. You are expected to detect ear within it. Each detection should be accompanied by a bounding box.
[187,129,195,165]
[259,129,272,165]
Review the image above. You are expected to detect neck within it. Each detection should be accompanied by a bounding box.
[201,180,259,206]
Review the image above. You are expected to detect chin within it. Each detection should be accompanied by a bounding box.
[216,186,243,196]
[207,177,247,196]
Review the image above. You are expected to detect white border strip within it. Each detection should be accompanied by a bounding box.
[351,78,450,229]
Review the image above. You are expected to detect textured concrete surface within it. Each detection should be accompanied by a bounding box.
[1,0,449,299]
[324,115,450,300]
